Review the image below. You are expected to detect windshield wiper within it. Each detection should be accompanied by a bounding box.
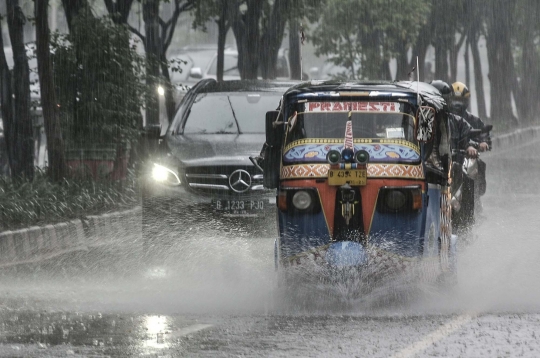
[227,96,242,134]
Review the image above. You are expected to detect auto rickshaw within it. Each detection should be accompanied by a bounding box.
[261,81,456,289]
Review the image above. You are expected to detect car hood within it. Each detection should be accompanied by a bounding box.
[168,133,265,167]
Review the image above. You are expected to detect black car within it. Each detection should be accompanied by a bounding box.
[142,79,296,240]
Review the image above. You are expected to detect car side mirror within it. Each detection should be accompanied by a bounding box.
[263,111,283,189]
[265,111,283,147]
[416,106,436,142]
[189,67,203,79]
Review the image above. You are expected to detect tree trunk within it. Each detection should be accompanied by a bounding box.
[431,0,454,83]
[394,41,409,81]
[449,33,466,82]
[0,18,15,177]
[464,38,470,90]
[160,55,176,123]
[288,21,301,80]
[143,0,161,127]
[410,22,431,81]
[259,0,287,79]
[61,0,90,32]
[434,45,449,83]
[485,0,517,126]
[470,37,487,119]
[104,0,135,25]
[36,0,68,181]
[516,0,540,124]
[230,0,263,79]
[465,0,487,120]
[216,1,229,82]
[7,0,33,180]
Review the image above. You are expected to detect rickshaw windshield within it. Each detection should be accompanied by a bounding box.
[286,101,417,146]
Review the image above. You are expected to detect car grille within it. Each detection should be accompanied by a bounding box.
[184,166,265,195]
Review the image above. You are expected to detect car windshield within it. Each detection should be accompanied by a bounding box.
[182,92,281,134]
[207,54,240,76]
[286,100,417,145]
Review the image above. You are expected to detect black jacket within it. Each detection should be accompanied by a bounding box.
[461,110,492,148]
[449,113,477,152]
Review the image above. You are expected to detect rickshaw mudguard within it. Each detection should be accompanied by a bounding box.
[277,209,331,259]
[368,209,424,257]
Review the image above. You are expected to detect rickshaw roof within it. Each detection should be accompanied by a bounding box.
[283,80,446,111]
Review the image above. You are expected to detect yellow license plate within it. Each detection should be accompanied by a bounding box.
[328,169,367,186]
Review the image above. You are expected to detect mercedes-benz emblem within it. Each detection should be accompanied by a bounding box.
[229,169,252,193]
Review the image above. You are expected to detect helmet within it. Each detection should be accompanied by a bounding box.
[450,81,470,115]
[430,80,452,97]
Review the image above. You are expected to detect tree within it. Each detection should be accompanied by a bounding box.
[121,0,196,125]
[103,0,196,124]
[193,0,232,82]
[425,0,465,83]
[194,0,324,80]
[6,0,33,180]
[311,0,430,81]
[35,0,68,182]
[484,0,518,126]
[52,14,144,149]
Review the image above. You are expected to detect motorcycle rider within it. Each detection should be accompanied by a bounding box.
[429,80,478,162]
[449,82,491,201]
[429,80,478,229]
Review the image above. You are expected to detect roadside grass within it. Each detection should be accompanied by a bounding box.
[0,170,139,232]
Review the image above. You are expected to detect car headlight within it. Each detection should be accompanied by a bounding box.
[292,190,313,210]
[151,163,181,186]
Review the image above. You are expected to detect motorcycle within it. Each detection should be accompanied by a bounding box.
[450,125,492,232]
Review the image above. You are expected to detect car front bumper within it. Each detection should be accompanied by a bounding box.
[141,174,276,218]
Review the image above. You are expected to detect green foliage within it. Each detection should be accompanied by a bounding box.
[0,169,139,232]
[311,0,431,80]
[51,14,145,146]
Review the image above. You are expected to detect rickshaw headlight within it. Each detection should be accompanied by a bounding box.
[327,150,341,164]
[292,190,313,210]
[377,186,422,213]
[385,190,407,211]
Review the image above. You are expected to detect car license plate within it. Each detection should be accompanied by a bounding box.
[328,169,367,186]
[212,199,268,217]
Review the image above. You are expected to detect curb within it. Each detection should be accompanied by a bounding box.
[0,207,141,268]
[490,126,540,152]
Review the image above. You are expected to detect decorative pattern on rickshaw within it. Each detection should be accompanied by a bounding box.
[439,187,452,272]
[283,143,420,163]
[280,163,424,179]
[284,138,419,152]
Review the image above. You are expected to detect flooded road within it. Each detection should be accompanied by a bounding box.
[0,140,539,357]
